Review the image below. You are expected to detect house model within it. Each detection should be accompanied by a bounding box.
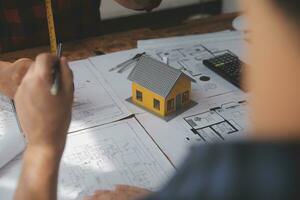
[128,55,196,119]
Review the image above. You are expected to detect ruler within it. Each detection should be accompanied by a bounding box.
[45,0,58,54]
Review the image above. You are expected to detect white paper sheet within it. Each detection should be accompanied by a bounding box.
[69,60,131,132]
[0,59,132,170]
[0,94,25,169]
[0,118,175,200]
[89,50,146,114]
[89,31,247,112]
[60,118,175,199]
[0,31,250,199]
[137,30,244,49]
[142,37,247,99]
[0,155,22,200]
[135,31,249,166]
[136,91,248,167]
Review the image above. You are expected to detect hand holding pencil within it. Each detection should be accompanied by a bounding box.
[50,43,63,95]
[14,53,74,152]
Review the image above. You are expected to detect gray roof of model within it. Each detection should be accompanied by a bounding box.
[128,55,195,98]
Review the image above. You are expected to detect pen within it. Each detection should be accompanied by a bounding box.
[109,52,146,72]
[50,43,63,96]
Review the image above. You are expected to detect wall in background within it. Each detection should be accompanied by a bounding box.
[101,0,241,20]
[222,0,241,13]
[101,0,213,20]
[100,1,221,35]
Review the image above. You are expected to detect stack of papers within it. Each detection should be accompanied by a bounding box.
[0,30,249,200]
[89,30,249,165]
[0,95,25,169]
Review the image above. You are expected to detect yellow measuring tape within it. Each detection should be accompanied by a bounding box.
[45,0,58,54]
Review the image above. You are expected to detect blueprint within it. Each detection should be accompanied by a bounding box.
[89,49,147,114]
[136,31,248,147]
[0,31,250,199]
[69,60,131,132]
[0,95,14,139]
[58,118,174,200]
[182,101,248,143]
[0,59,132,167]
[136,91,248,167]
[0,108,15,140]
[0,118,174,200]
[88,32,249,166]
[142,38,246,98]
[0,94,25,169]
[151,43,222,76]
[0,95,14,114]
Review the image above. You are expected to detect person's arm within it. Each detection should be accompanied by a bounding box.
[243,0,300,136]
[0,58,32,98]
[13,54,74,200]
[84,185,151,200]
[114,0,162,11]
[15,148,62,200]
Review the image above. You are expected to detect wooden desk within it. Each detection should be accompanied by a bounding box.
[0,13,237,62]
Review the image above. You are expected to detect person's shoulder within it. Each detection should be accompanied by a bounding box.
[145,140,300,200]
[188,140,300,170]
[191,139,300,156]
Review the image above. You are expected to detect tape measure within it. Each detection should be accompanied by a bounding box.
[45,0,58,54]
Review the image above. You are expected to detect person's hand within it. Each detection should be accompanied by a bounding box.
[145,0,162,11]
[0,58,33,99]
[114,0,162,11]
[84,185,151,200]
[14,53,74,156]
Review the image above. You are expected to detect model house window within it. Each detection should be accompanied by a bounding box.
[182,91,189,104]
[136,90,143,101]
[153,99,160,110]
[167,99,175,111]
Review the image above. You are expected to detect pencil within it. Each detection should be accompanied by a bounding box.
[50,43,63,96]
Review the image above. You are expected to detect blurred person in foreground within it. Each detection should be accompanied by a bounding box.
[12,0,300,199]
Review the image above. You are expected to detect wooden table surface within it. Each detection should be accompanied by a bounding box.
[0,13,237,62]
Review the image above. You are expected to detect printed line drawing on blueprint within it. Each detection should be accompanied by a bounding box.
[0,95,16,139]
[152,44,239,76]
[145,40,244,98]
[155,44,215,76]
[58,119,174,200]
[183,101,248,143]
[0,93,25,170]
[69,60,130,133]
[0,94,14,113]
[0,109,16,139]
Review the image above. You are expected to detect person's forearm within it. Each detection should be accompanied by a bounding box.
[14,147,62,200]
[0,61,11,68]
[114,0,162,11]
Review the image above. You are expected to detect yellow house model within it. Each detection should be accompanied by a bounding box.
[128,55,196,118]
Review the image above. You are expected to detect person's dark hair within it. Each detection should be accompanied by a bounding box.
[273,0,300,23]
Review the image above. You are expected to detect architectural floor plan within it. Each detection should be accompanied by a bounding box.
[144,36,246,98]
[183,101,248,143]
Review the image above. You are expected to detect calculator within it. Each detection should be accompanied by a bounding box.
[203,53,244,89]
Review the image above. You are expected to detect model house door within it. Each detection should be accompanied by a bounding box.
[176,94,182,110]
